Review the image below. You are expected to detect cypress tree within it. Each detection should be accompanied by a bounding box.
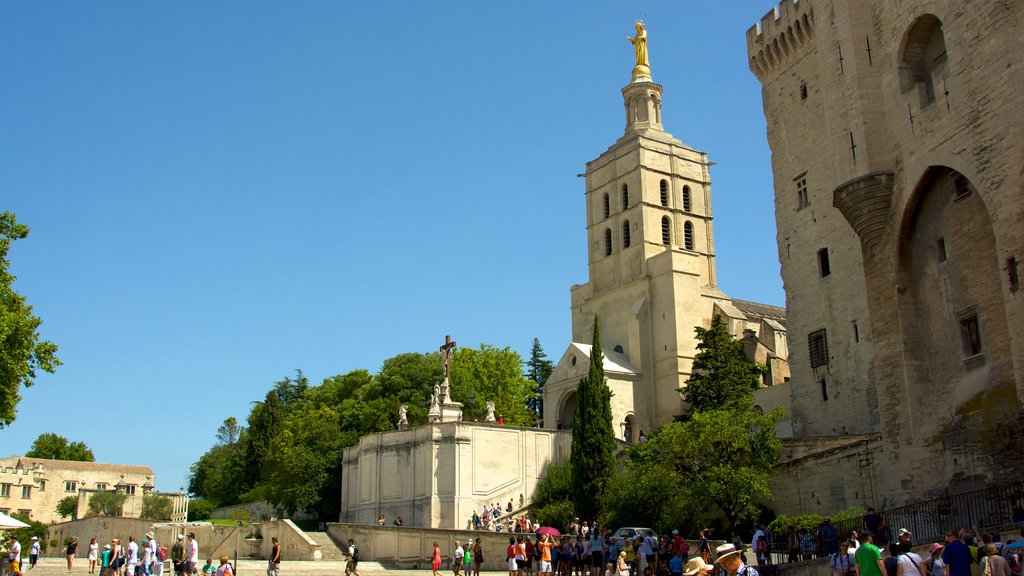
[570,316,616,520]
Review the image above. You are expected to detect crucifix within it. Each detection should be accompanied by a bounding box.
[439,334,457,403]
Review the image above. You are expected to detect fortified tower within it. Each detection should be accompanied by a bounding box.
[746,0,1024,509]
[545,23,790,441]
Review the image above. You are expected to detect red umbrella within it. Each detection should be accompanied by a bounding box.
[537,526,561,537]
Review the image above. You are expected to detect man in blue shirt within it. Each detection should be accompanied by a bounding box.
[942,531,973,576]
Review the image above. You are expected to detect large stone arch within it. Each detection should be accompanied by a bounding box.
[895,166,1017,470]
[556,390,577,430]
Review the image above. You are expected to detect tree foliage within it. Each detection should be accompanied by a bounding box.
[216,417,241,447]
[531,459,575,530]
[683,314,764,413]
[0,213,60,428]
[87,491,127,517]
[25,433,95,462]
[6,513,47,547]
[452,345,536,425]
[526,338,553,420]
[56,495,79,519]
[570,317,616,521]
[141,494,174,520]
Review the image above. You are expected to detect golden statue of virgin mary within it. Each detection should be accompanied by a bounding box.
[627,21,650,80]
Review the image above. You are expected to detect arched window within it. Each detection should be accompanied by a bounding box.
[899,15,947,105]
[684,221,694,250]
[683,185,692,212]
[603,193,610,219]
[621,183,629,210]
[661,216,671,246]
[622,220,631,248]
[604,228,612,256]
[659,180,669,207]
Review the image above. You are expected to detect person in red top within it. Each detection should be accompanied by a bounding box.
[432,543,442,576]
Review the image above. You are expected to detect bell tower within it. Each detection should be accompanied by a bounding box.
[559,22,726,434]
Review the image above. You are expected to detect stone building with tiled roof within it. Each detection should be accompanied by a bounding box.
[0,456,170,524]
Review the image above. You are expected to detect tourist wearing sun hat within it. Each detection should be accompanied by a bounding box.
[29,537,41,570]
[925,543,946,576]
[715,544,756,576]
[682,556,709,576]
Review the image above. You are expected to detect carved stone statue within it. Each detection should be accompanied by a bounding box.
[397,405,409,429]
[438,379,449,404]
[627,21,650,79]
[485,401,496,423]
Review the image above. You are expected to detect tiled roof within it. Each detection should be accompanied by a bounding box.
[731,298,787,322]
[16,457,153,476]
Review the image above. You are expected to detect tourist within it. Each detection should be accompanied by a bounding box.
[172,535,186,576]
[88,538,100,575]
[454,541,465,576]
[148,533,162,576]
[201,560,214,576]
[395,516,405,527]
[1011,492,1024,524]
[898,530,913,548]
[433,542,443,576]
[185,534,198,576]
[617,552,630,576]
[822,519,839,556]
[855,533,886,576]
[668,554,683,576]
[267,536,281,576]
[508,538,519,576]
[850,533,861,553]
[682,557,708,576]
[346,539,360,576]
[463,540,472,576]
[539,534,556,576]
[896,542,924,576]
[784,526,799,564]
[9,536,22,576]
[378,515,386,526]
[103,545,114,576]
[715,544,757,576]
[754,535,768,566]
[472,538,484,576]
[864,509,885,543]
[980,545,1010,576]
[942,532,973,576]
[591,529,606,576]
[64,537,80,574]
[127,537,139,576]
[520,494,525,508]
[518,536,529,576]
[28,537,40,571]
[923,543,945,576]
[215,556,233,576]
[832,541,856,576]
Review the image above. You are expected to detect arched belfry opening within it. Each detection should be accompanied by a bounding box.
[898,14,947,106]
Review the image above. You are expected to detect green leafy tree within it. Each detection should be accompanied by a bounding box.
[600,461,703,535]
[141,494,174,520]
[186,498,214,521]
[683,314,765,413]
[570,316,616,521]
[7,513,47,547]
[241,389,285,491]
[451,344,536,425]
[260,405,345,519]
[0,212,61,428]
[25,433,95,461]
[525,338,554,420]
[531,459,574,529]
[215,417,242,447]
[87,491,127,517]
[630,405,783,528]
[56,495,79,519]
[189,433,247,507]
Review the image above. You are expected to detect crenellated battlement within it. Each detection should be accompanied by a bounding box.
[746,0,816,82]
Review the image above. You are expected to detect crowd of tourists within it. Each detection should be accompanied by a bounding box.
[0,532,244,576]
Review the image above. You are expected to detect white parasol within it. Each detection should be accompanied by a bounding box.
[0,511,30,530]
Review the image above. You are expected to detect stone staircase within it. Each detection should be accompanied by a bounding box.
[307,530,348,561]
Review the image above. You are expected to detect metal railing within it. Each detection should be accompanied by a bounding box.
[762,480,1024,566]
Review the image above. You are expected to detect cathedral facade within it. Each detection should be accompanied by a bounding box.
[746,0,1024,509]
[543,46,790,443]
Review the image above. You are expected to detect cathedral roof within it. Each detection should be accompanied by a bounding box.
[731,298,787,324]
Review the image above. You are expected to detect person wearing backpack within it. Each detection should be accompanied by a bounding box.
[925,543,946,576]
[346,539,361,576]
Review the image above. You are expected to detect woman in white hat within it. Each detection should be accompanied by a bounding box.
[682,557,709,576]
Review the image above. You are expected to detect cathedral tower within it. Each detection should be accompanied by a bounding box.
[544,24,789,441]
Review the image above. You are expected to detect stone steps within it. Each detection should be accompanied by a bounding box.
[306,531,348,561]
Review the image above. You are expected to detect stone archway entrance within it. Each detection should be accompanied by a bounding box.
[557,391,577,430]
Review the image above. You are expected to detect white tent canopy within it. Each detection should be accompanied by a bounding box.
[0,511,30,530]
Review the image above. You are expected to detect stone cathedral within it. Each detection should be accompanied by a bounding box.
[543,23,791,442]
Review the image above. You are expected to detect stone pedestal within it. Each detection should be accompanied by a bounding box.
[440,402,463,423]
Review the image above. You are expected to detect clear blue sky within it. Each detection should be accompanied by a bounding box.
[2,1,783,492]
